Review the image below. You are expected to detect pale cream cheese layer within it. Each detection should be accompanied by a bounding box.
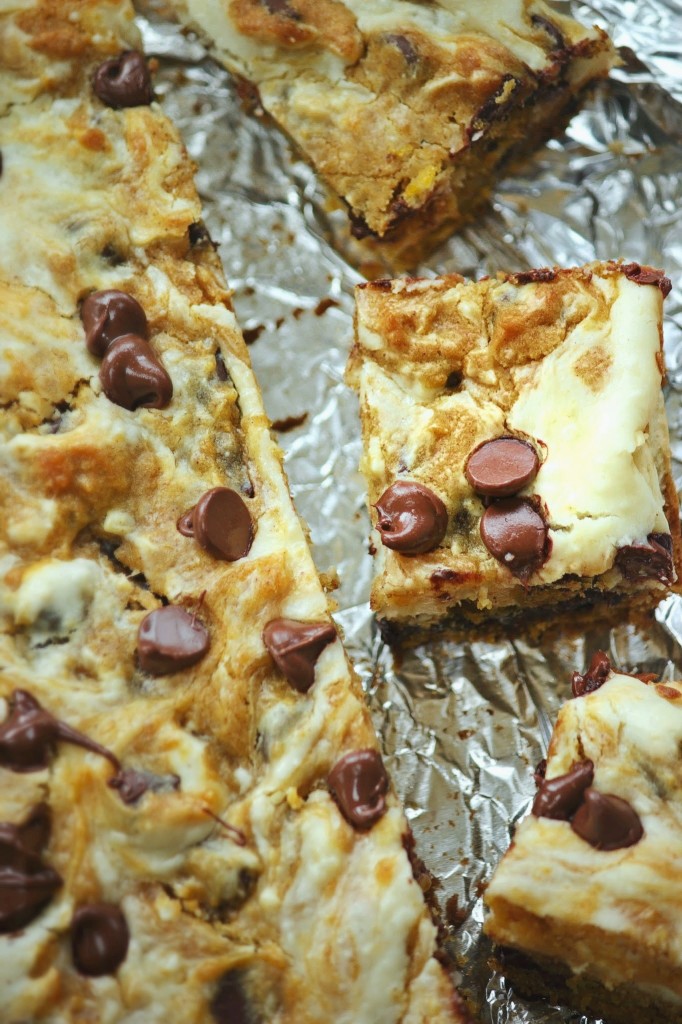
[485,673,682,1004]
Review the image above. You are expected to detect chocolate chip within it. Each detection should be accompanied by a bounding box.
[137,606,210,675]
[513,268,557,285]
[99,334,172,411]
[465,437,539,498]
[444,370,463,390]
[215,351,229,381]
[211,971,258,1024]
[262,618,337,692]
[328,749,389,830]
[190,487,254,562]
[176,509,195,537]
[531,14,566,52]
[570,790,644,850]
[108,768,180,805]
[374,481,448,556]
[571,650,612,698]
[614,532,675,585]
[480,498,550,579]
[0,804,62,933]
[532,760,594,820]
[92,51,153,109]
[81,290,147,357]
[533,758,547,787]
[71,904,129,976]
[262,0,300,18]
[622,262,672,298]
[384,33,419,66]
[188,221,216,249]
[0,690,120,773]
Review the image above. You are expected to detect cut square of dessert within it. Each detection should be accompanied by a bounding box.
[484,650,682,1024]
[0,2,468,1021]
[347,262,681,644]
[167,0,615,271]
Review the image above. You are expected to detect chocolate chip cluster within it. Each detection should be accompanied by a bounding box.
[465,436,550,580]
[371,435,551,581]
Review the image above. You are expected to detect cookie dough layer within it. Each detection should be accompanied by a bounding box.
[0,2,467,1021]
[485,665,682,1023]
[167,0,614,271]
[347,263,681,643]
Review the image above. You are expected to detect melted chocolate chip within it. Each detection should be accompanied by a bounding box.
[186,487,254,562]
[215,351,229,381]
[99,334,172,411]
[384,33,419,66]
[328,750,389,830]
[571,650,612,698]
[531,14,566,52]
[0,690,120,773]
[533,758,547,787]
[80,290,147,357]
[107,767,181,805]
[188,221,216,249]
[465,437,539,498]
[374,481,448,556]
[444,370,463,390]
[513,268,557,285]
[176,508,195,537]
[137,606,210,676]
[262,0,300,17]
[262,618,337,693]
[473,74,518,127]
[614,532,675,585]
[622,262,672,298]
[93,51,153,109]
[0,804,62,933]
[71,903,129,976]
[570,789,644,850]
[532,760,594,820]
[480,498,550,579]
[211,971,258,1024]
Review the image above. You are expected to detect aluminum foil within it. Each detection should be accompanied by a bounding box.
[137,3,682,1020]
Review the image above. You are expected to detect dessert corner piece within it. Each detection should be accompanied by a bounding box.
[483,651,682,1024]
[347,262,681,645]
[0,3,467,1021]
[166,0,615,271]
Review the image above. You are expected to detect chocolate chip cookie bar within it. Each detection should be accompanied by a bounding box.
[347,262,682,643]
[484,651,682,1024]
[0,2,468,1020]
[167,0,615,271]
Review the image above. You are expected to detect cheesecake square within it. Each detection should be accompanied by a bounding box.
[484,651,682,1024]
[347,262,681,643]
[168,0,614,271]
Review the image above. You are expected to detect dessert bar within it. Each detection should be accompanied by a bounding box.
[484,651,682,1024]
[0,2,467,1020]
[167,0,615,270]
[347,262,681,643]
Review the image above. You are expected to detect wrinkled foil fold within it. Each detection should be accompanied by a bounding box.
[138,3,682,1019]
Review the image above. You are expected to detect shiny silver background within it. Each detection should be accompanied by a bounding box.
[138,3,682,1019]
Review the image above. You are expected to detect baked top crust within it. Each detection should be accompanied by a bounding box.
[484,658,682,1008]
[348,263,681,628]
[0,3,466,1021]
[167,0,615,269]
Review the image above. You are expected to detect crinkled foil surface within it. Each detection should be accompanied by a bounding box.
[137,3,682,1020]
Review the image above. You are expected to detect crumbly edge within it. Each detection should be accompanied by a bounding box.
[346,60,611,273]
[488,946,682,1024]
